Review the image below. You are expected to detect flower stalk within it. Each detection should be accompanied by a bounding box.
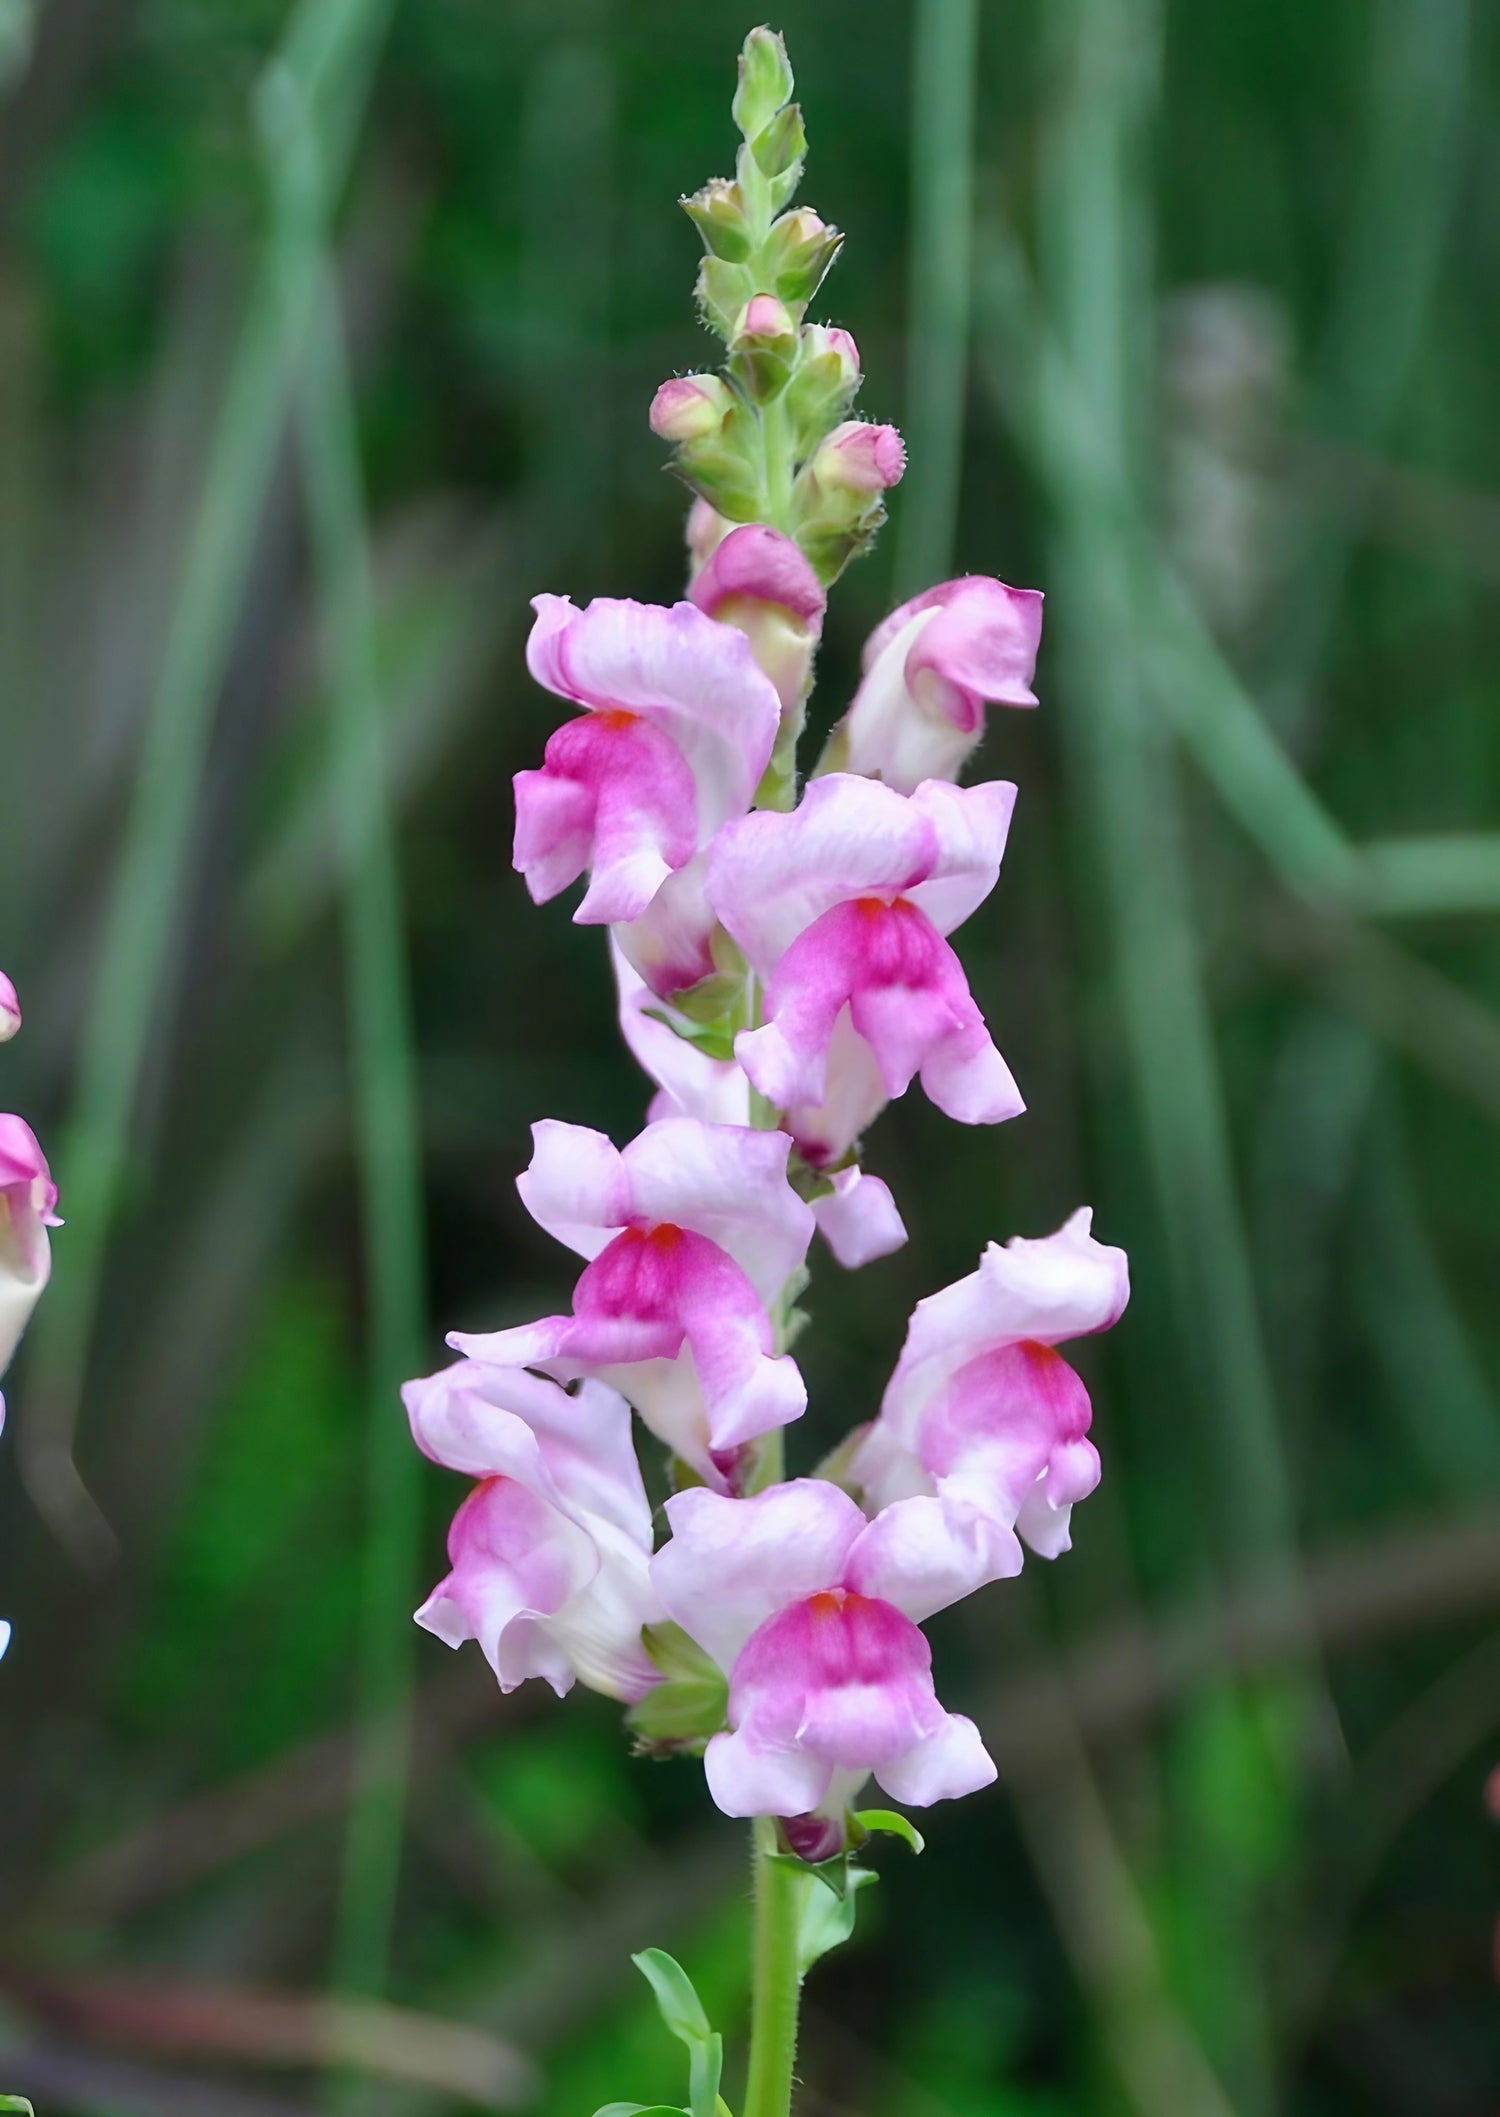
[400,27,1131,2116]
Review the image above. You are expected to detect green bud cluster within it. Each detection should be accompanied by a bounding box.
[661,26,899,584]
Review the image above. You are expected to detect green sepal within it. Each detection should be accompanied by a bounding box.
[749,103,807,182]
[784,350,859,456]
[628,1624,730,1751]
[763,215,844,310]
[853,1807,926,1856]
[733,26,794,141]
[642,1007,738,1064]
[797,1864,877,1973]
[670,969,746,1026]
[696,256,755,340]
[630,1950,724,2117]
[681,178,753,261]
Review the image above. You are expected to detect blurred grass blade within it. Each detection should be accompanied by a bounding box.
[1266,0,1472,720]
[17,0,395,1566]
[296,264,427,2007]
[1034,0,1298,1577]
[895,0,979,595]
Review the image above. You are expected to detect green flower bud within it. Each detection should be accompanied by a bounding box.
[732,24,794,142]
[681,177,754,262]
[763,206,844,308]
[749,100,807,181]
[784,323,862,449]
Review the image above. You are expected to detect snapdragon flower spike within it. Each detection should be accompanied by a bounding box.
[513,594,781,925]
[612,942,907,1269]
[652,1479,997,1822]
[407,1359,663,1701]
[707,773,1024,1163]
[688,523,827,713]
[0,1114,59,1420]
[832,576,1044,794]
[854,1210,1129,1562]
[452,1117,814,1484]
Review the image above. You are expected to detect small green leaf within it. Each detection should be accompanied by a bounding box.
[633,1948,712,2043]
[0,2099,36,2114]
[854,1807,925,1855]
[798,1864,877,1973]
[642,1007,738,1063]
[630,1951,724,2117]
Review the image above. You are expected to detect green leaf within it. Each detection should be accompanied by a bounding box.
[798,1864,877,1973]
[630,1950,724,2117]
[854,1807,926,1855]
[0,2099,36,2113]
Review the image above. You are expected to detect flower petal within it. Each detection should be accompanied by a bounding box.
[874,1713,997,1806]
[619,1119,813,1304]
[516,1120,628,1260]
[703,1723,833,1818]
[845,1495,1021,1621]
[811,1166,907,1269]
[652,1479,868,1673]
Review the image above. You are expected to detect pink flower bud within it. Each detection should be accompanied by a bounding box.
[813,420,906,493]
[0,975,19,1043]
[803,324,860,386]
[686,497,733,569]
[734,293,796,347]
[689,524,828,711]
[649,373,732,443]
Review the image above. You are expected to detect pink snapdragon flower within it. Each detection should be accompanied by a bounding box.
[611,943,907,1270]
[513,595,781,924]
[834,577,1044,793]
[0,1114,59,1421]
[706,774,1024,1162]
[452,1117,814,1483]
[689,524,827,712]
[854,1209,1129,1562]
[407,1359,662,1700]
[0,975,20,1042]
[652,1479,996,1822]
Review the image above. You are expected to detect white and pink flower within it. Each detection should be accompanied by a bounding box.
[611,943,907,1269]
[706,773,1024,1162]
[452,1117,814,1483]
[854,1209,1129,1562]
[652,1479,996,1822]
[0,974,20,1042]
[0,1113,59,1423]
[407,1358,662,1702]
[513,594,781,925]
[834,576,1043,793]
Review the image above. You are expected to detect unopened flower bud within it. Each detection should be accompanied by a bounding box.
[733,25,794,143]
[649,373,734,444]
[690,523,827,712]
[763,207,843,309]
[748,100,807,182]
[732,293,799,405]
[0,975,19,1042]
[804,324,861,387]
[784,325,862,450]
[681,177,753,262]
[813,419,907,493]
[735,293,797,351]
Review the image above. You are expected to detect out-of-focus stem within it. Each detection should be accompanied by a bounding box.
[895,0,978,594]
[744,1817,802,2117]
[297,266,427,2010]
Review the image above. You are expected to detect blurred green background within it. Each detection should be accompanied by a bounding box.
[2,0,1499,2111]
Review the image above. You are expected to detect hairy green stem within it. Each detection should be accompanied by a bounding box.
[744,1818,803,2117]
